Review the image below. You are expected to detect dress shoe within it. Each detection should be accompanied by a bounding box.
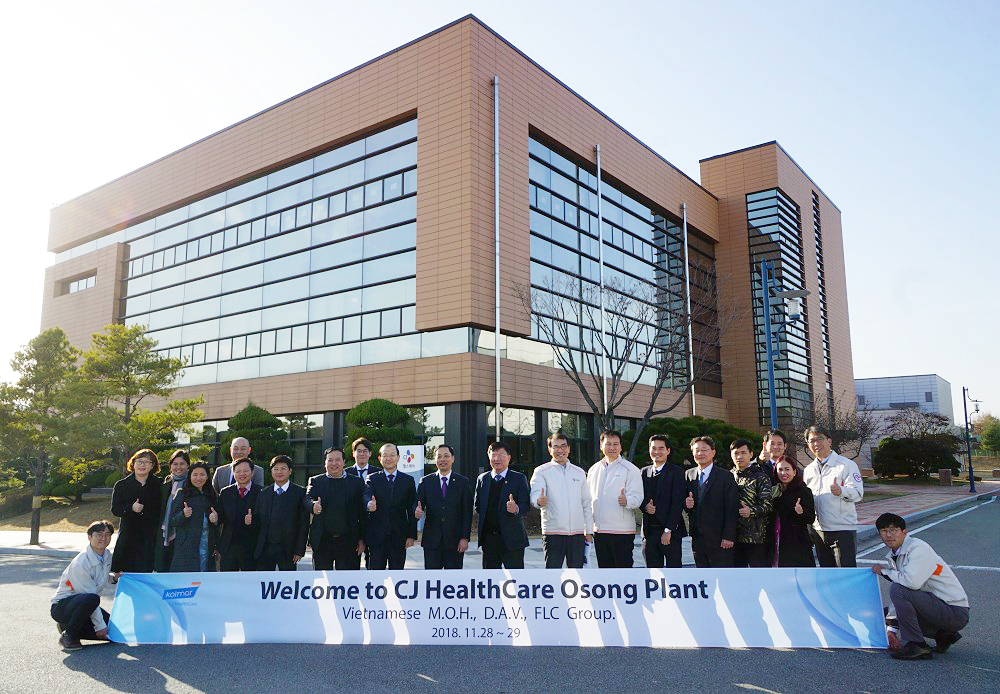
[933,631,962,653]
[891,641,932,660]
[59,632,82,652]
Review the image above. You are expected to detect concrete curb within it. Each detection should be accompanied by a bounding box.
[857,489,999,542]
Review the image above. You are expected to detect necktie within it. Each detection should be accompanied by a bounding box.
[276,487,284,496]
[239,487,247,498]
[441,476,448,497]
[388,474,395,484]
[494,475,501,483]
[700,471,707,488]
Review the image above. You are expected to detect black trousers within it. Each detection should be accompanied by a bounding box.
[51,594,110,641]
[481,531,525,569]
[313,536,361,571]
[593,533,635,568]
[691,536,734,568]
[423,545,465,569]
[256,542,297,571]
[542,534,585,569]
[810,529,857,567]
[369,539,408,570]
[733,542,769,568]
[220,539,257,571]
[642,530,683,568]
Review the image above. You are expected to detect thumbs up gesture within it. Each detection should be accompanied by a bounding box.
[183,501,192,518]
[368,494,377,513]
[506,493,518,514]
[739,501,751,518]
[618,487,627,507]
[132,498,144,513]
[537,487,548,507]
[312,498,323,515]
[244,507,253,526]
[685,492,695,509]
[645,499,657,514]
[414,501,424,519]
[794,497,804,515]
[830,480,843,496]
[208,507,218,525]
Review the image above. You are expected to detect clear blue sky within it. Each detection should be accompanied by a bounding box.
[3,0,997,425]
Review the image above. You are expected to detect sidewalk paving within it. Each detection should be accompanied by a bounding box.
[4,480,996,565]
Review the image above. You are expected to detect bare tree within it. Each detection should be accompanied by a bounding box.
[793,389,881,461]
[886,408,953,440]
[515,263,734,461]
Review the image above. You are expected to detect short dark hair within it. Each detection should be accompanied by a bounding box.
[729,438,753,452]
[87,520,115,536]
[127,448,158,473]
[600,429,622,444]
[804,425,831,440]
[270,454,294,469]
[351,437,372,453]
[648,434,671,448]
[167,449,191,466]
[231,457,253,472]
[436,444,456,456]
[547,430,569,447]
[323,447,345,460]
[487,441,511,456]
[763,429,787,445]
[183,462,217,501]
[690,436,716,451]
[875,513,906,531]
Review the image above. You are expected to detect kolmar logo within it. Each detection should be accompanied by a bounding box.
[162,582,201,600]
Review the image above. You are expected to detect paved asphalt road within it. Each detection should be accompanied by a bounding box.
[2,499,997,694]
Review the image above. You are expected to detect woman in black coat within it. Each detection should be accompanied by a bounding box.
[111,449,163,573]
[772,459,816,567]
[169,462,220,572]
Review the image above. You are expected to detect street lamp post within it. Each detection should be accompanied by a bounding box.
[760,259,809,430]
[961,386,980,494]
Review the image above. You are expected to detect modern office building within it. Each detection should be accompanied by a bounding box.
[855,374,955,422]
[40,16,855,480]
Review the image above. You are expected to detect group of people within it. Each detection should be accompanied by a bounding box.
[51,427,969,660]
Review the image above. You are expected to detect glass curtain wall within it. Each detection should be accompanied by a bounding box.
[526,136,722,397]
[746,188,813,427]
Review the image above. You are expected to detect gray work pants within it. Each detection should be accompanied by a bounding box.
[890,583,970,645]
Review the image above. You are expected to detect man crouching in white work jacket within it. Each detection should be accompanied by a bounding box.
[530,430,594,569]
[802,425,864,567]
[871,512,970,660]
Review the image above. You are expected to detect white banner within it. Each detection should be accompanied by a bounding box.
[396,445,424,476]
[108,568,887,648]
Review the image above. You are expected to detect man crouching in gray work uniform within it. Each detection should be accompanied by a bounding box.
[871,512,970,660]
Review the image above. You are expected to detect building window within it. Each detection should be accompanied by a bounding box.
[925,391,933,403]
[526,135,722,398]
[116,119,421,387]
[747,188,813,427]
[63,274,96,295]
[857,394,866,407]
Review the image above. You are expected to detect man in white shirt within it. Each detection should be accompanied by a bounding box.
[871,513,970,660]
[802,425,864,567]
[587,430,642,567]
[50,520,121,651]
[530,431,593,568]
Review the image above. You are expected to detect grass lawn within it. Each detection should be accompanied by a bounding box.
[0,497,113,532]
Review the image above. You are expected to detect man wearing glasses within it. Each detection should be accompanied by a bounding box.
[530,431,594,568]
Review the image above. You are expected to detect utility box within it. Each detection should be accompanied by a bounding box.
[938,469,952,485]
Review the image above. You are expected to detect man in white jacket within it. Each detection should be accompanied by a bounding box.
[803,425,864,567]
[530,430,593,568]
[587,430,642,567]
[50,520,122,651]
[871,513,970,660]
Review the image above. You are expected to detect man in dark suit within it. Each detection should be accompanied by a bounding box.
[306,447,367,571]
[640,435,687,568]
[474,441,530,569]
[253,455,309,571]
[683,436,738,568]
[217,458,262,571]
[364,443,417,570]
[346,438,379,568]
[415,444,473,569]
[211,437,265,494]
